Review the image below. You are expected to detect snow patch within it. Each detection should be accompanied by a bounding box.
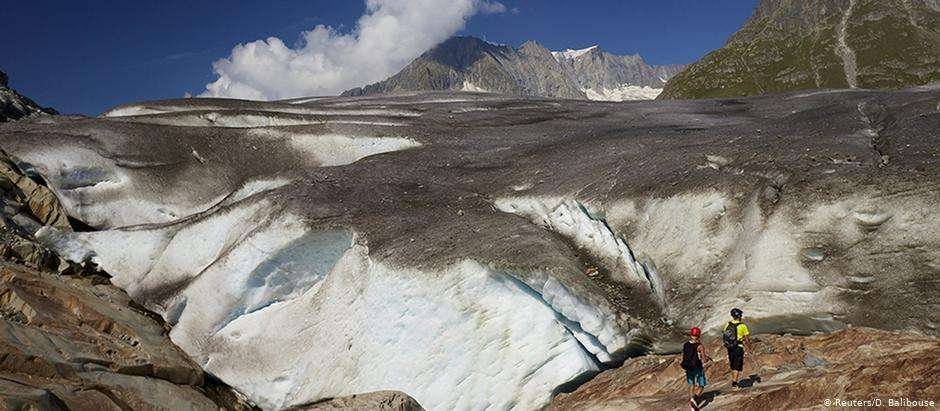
[460,81,489,93]
[109,112,327,128]
[285,96,330,104]
[582,84,663,101]
[247,129,422,167]
[552,45,598,61]
[103,104,421,119]
[323,119,408,127]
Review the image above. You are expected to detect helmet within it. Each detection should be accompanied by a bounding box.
[690,327,702,337]
[730,308,743,318]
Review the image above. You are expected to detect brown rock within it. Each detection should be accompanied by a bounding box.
[290,391,424,411]
[0,261,257,410]
[552,328,940,410]
[0,378,69,410]
[0,150,71,230]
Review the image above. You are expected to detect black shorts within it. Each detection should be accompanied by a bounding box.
[728,346,744,371]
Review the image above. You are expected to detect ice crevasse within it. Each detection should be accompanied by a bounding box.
[38,178,633,410]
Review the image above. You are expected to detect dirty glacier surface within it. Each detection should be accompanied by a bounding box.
[2,87,939,409]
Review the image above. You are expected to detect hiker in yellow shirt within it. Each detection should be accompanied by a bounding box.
[722,308,751,388]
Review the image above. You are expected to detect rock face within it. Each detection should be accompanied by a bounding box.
[0,150,255,410]
[660,0,940,99]
[290,391,423,411]
[0,151,72,229]
[552,327,940,410]
[0,70,56,122]
[0,86,937,409]
[342,36,684,100]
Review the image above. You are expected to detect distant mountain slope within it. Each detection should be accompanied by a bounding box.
[659,0,940,99]
[0,70,56,122]
[342,37,685,101]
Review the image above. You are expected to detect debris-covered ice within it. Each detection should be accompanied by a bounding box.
[3,87,938,409]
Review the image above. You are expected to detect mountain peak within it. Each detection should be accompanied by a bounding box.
[342,36,684,100]
[422,36,506,71]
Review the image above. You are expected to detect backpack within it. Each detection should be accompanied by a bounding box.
[680,341,702,370]
[723,321,740,348]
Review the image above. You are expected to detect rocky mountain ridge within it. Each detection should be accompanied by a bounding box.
[0,70,56,122]
[342,36,684,100]
[660,0,940,99]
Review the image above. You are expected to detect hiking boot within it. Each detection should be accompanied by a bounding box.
[732,381,738,388]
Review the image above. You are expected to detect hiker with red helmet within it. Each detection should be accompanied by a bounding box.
[680,326,711,409]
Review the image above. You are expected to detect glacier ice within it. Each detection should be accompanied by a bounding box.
[7,88,939,410]
[36,180,629,410]
[495,197,666,307]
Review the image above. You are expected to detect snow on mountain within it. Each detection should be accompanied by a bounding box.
[460,80,489,92]
[551,45,599,61]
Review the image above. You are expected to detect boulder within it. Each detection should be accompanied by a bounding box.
[290,391,424,411]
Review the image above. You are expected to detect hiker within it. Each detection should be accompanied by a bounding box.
[723,308,751,388]
[681,326,711,409]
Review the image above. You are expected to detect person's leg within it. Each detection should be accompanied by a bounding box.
[697,369,707,397]
[730,346,743,386]
[732,347,744,384]
[728,348,738,385]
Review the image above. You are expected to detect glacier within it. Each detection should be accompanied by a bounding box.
[38,184,618,409]
[1,87,938,409]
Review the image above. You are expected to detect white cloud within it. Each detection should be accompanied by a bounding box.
[478,1,507,14]
[202,0,507,100]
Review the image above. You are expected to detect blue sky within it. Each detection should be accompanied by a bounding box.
[1,0,755,115]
